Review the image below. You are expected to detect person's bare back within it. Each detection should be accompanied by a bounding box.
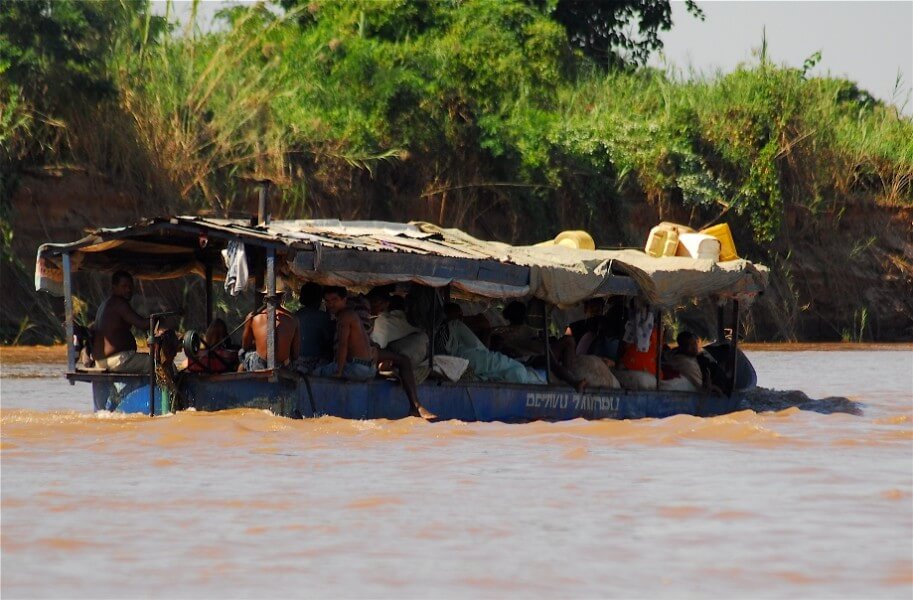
[333,308,374,370]
[242,307,300,365]
[93,273,148,359]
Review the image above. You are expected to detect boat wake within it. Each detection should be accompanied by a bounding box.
[739,387,862,415]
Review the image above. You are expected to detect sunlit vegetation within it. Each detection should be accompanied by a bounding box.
[1,0,911,342]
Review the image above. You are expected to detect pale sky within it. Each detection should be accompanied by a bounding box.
[154,0,913,114]
[653,1,913,113]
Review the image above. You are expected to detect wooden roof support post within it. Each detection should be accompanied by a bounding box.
[266,247,277,373]
[62,252,75,379]
[728,299,740,397]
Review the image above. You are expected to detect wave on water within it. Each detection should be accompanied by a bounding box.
[739,387,862,415]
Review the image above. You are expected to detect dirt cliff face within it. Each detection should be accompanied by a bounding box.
[755,202,913,341]
[3,172,911,343]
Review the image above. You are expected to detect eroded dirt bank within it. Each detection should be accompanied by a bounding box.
[3,172,911,343]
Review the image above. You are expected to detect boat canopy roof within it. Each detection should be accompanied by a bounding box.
[36,216,768,307]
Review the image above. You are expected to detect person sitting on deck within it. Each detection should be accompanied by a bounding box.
[662,331,704,391]
[365,287,424,410]
[567,298,605,344]
[187,318,239,374]
[367,287,424,351]
[439,303,544,385]
[312,286,377,382]
[295,282,334,371]
[239,291,300,371]
[662,331,727,394]
[491,301,542,363]
[492,301,591,391]
[92,270,152,373]
[574,297,625,363]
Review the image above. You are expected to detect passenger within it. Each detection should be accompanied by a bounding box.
[491,301,542,362]
[388,294,406,312]
[492,301,589,391]
[575,297,624,362]
[444,302,463,322]
[365,287,424,413]
[313,286,377,381]
[367,287,423,350]
[188,318,239,374]
[92,270,152,373]
[295,282,333,368]
[439,303,543,385]
[663,331,726,394]
[567,298,605,344]
[239,291,300,371]
[661,331,703,392]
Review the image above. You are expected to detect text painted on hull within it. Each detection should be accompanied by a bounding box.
[525,392,620,417]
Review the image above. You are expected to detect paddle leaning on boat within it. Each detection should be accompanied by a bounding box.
[36,215,766,421]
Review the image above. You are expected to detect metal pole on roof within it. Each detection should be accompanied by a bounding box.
[62,252,75,379]
[258,180,271,226]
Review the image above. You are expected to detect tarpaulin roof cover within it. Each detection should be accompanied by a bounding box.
[37,216,768,307]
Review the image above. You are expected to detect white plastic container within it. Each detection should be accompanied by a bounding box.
[675,232,721,261]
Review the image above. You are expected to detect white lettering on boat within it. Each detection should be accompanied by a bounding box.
[525,393,619,416]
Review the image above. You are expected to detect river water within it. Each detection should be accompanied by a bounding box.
[2,349,911,598]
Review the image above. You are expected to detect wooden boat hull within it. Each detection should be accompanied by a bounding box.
[85,374,743,421]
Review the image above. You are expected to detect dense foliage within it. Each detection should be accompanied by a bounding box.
[1,0,912,342]
[3,0,909,240]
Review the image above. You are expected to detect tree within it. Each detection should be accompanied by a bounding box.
[0,0,166,109]
[546,0,704,69]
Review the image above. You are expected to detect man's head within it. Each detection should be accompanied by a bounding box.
[502,301,527,326]
[323,286,348,316]
[299,282,324,309]
[444,302,462,321]
[366,287,392,316]
[676,331,700,356]
[111,271,134,300]
[204,318,228,347]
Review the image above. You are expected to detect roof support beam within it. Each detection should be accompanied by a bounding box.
[63,252,75,378]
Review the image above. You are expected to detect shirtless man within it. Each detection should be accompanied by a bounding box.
[93,271,152,373]
[313,286,377,382]
[240,291,300,371]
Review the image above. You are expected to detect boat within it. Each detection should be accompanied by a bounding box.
[35,210,768,421]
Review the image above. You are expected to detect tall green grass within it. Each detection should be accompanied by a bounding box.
[3,0,911,241]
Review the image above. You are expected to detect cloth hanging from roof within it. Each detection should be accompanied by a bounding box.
[623,298,655,352]
[221,240,250,296]
[35,254,64,295]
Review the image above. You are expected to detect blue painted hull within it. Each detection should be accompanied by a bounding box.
[97,374,743,421]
